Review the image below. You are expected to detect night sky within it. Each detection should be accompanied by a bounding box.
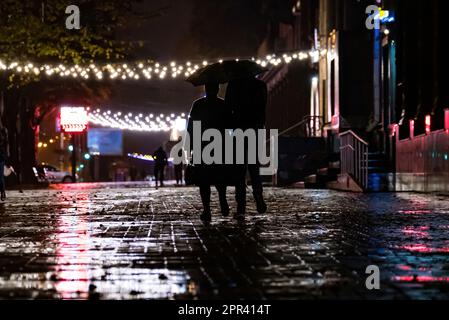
[107,0,267,154]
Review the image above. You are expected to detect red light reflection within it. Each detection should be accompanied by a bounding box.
[394,275,449,283]
[399,244,449,254]
[55,193,91,299]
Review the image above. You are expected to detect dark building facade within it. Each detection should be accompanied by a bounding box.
[259,0,448,191]
[257,1,325,185]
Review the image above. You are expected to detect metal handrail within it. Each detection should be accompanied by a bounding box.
[277,115,324,137]
[339,130,369,190]
[339,130,369,146]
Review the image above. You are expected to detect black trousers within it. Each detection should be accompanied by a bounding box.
[174,164,183,184]
[199,182,246,214]
[154,164,165,186]
[248,162,263,197]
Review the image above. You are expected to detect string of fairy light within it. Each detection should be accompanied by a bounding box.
[0,49,323,81]
[88,108,187,132]
[6,49,323,132]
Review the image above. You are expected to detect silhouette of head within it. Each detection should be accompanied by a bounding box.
[205,83,219,97]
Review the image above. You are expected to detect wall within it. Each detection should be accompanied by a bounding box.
[396,128,449,192]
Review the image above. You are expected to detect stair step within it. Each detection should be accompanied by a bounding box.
[329,161,340,169]
[317,168,328,176]
[305,174,317,184]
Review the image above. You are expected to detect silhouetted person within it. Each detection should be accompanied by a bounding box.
[0,127,9,201]
[226,76,268,214]
[153,146,168,188]
[186,82,246,222]
[174,163,183,185]
[174,137,184,185]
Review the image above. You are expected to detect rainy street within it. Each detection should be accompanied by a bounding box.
[1,183,449,300]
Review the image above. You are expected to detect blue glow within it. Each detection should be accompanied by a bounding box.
[383,16,395,23]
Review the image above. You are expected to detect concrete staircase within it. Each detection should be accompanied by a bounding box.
[304,154,340,189]
[302,150,394,192]
[367,151,394,192]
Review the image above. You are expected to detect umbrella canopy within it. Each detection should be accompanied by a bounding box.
[221,60,268,80]
[185,60,268,86]
[186,63,228,87]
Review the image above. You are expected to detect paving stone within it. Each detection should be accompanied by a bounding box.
[0,183,449,299]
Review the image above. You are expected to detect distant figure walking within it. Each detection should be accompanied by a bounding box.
[174,163,183,185]
[0,127,9,201]
[174,137,184,185]
[153,146,168,188]
[186,83,246,222]
[226,76,268,214]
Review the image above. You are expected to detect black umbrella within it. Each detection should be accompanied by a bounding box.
[185,63,228,87]
[221,60,268,80]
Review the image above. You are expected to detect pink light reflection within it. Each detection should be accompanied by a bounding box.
[55,193,92,299]
[402,226,429,238]
[393,275,449,283]
[397,265,412,271]
[399,244,449,254]
[398,210,432,215]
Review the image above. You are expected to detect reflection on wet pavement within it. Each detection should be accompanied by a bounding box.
[1,183,449,299]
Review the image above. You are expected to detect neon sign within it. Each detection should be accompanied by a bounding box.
[425,115,431,135]
[60,107,88,133]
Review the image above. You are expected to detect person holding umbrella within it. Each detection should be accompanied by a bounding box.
[186,65,246,221]
[224,60,268,215]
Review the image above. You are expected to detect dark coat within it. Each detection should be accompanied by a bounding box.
[225,77,267,129]
[153,148,168,167]
[186,96,243,186]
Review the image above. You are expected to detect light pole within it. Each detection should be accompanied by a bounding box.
[71,134,77,182]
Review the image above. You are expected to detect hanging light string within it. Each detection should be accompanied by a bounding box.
[0,49,325,82]
[88,108,187,132]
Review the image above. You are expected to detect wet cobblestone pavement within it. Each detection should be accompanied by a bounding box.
[1,182,449,300]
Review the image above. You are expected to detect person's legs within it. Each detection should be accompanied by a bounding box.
[154,166,160,188]
[248,163,263,195]
[248,162,267,214]
[160,165,165,186]
[199,184,211,221]
[234,179,246,220]
[175,165,181,184]
[215,184,229,216]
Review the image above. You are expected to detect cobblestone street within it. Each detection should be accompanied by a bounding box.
[1,183,449,299]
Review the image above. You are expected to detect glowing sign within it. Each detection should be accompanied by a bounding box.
[60,107,88,133]
[445,109,449,132]
[425,115,431,135]
[409,119,415,139]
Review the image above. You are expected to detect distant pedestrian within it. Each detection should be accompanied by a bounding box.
[174,163,183,185]
[0,127,9,201]
[153,146,168,188]
[174,137,184,185]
